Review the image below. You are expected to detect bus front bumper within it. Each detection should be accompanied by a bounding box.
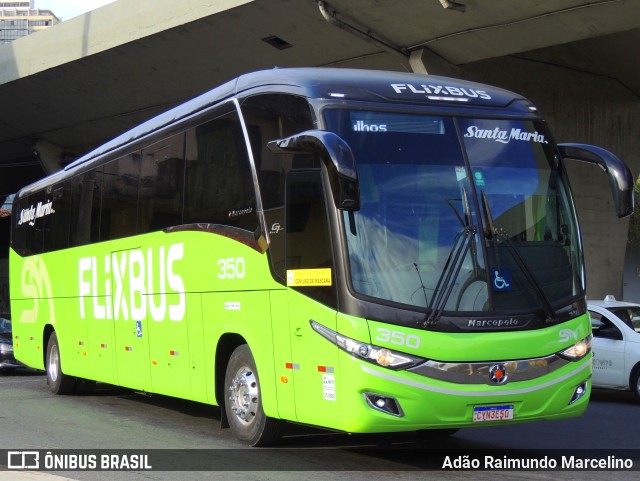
[332,355,591,433]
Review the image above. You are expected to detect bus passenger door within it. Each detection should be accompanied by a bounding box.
[285,170,340,427]
[111,248,151,391]
[146,292,194,400]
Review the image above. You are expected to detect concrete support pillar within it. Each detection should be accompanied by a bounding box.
[409,48,460,77]
[32,139,68,175]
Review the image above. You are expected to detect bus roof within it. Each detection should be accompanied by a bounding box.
[19,68,533,197]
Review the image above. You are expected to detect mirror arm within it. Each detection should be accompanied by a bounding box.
[558,143,634,218]
[268,130,360,210]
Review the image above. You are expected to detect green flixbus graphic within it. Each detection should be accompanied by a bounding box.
[9,68,634,446]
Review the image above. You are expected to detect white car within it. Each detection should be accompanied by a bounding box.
[587,296,640,400]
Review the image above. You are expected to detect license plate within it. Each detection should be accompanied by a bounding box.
[473,404,514,423]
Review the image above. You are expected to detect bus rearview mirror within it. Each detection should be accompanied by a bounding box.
[268,130,360,210]
[558,143,634,218]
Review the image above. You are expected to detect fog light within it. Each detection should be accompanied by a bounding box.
[568,381,588,405]
[364,393,404,417]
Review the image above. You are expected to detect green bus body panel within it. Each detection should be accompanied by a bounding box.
[265,289,591,432]
[10,230,284,407]
[10,228,591,433]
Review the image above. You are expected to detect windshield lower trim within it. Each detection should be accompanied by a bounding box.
[338,287,586,333]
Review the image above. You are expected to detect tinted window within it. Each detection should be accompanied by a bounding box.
[15,189,55,255]
[69,169,102,247]
[139,133,185,232]
[10,195,27,255]
[101,153,141,241]
[42,183,69,252]
[184,107,258,233]
[0,196,10,259]
[241,94,314,280]
[286,170,336,308]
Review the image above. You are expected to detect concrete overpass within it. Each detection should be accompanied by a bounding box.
[1,0,640,301]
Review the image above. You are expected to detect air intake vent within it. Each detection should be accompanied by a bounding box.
[262,35,292,50]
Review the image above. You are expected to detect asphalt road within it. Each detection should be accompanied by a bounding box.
[0,369,638,481]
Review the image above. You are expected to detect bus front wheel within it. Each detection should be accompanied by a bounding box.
[45,331,78,395]
[224,344,282,446]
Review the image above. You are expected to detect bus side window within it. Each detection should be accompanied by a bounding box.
[183,108,258,233]
[42,182,70,252]
[240,94,315,282]
[69,169,102,247]
[22,190,47,254]
[11,195,30,256]
[101,153,141,241]
[286,170,336,308]
[139,132,185,232]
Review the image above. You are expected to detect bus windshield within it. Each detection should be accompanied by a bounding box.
[324,109,583,315]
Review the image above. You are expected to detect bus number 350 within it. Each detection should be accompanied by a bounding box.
[217,257,246,280]
[375,328,421,349]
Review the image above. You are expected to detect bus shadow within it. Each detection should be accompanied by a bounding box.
[87,384,485,450]
[89,383,221,421]
[82,382,549,454]
[0,367,44,376]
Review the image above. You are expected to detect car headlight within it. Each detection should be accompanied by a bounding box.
[0,341,13,354]
[310,320,424,370]
[557,334,592,361]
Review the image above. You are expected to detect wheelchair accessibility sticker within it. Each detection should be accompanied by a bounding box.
[492,268,511,291]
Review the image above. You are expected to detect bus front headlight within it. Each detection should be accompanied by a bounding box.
[558,334,592,361]
[310,320,424,370]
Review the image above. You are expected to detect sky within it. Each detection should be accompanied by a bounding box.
[35,0,117,21]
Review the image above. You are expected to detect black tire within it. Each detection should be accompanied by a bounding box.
[631,369,640,401]
[45,332,78,395]
[224,344,282,446]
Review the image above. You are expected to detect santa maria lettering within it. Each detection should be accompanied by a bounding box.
[464,125,548,144]
[79,243,186,322]
[18,199,55,226]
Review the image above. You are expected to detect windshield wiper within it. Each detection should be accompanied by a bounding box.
[480,190,557,323]
[423,188,476,327]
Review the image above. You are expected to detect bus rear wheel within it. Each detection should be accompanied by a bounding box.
[224,344,282,446]
[46,331,78,395]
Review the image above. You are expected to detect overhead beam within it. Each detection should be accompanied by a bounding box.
[0,0,254,86]
[317,0,408,60]
[409,48,459,76]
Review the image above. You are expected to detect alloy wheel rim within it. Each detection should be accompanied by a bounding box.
[48,344,59,382]
[228,366,259,425]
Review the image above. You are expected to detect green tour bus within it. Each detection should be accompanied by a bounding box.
[9,68,634,446]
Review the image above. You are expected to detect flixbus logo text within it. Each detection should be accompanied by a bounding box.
[79,244,186,322]
[390,83,492,100]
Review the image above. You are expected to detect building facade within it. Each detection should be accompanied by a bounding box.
[0,1,59,43]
